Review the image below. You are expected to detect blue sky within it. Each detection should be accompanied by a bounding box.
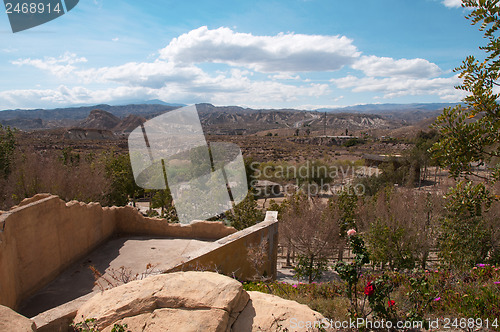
[0,0,486,109]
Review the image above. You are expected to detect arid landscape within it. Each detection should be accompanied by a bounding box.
[2,100,499,331]
[3,0,500,330]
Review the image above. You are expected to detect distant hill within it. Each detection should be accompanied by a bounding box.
[73,109,147,136]
[196,104,397,135]
[0,103,180,122]
[318,103,458,113]
[317,103,458,123]
[0,103,179,131]
[0,102,451,133]
[78,110,121,130]
[142,100,185,107]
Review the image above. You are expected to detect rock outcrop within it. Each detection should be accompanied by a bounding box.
[78,109,121,130]
[0,305,36,331]
[74,271,325,332]
[233,291,325,331]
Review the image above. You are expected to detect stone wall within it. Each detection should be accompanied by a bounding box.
[0,195,238,310]
[0,195,116,310]
[114,208,236,240]
[169,212,279,281]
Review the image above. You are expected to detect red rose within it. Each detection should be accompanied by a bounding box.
[364,282,375,296]
[388,300,395,307]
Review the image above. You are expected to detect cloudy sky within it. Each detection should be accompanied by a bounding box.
[0,0,484,109]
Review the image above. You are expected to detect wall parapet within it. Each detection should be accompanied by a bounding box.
[168,211,279,281]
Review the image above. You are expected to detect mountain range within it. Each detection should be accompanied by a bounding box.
[0,102,452,134]
[319,102,457,113]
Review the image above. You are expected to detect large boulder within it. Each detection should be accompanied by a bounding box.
[0,305,37,331]
[75,271,327,332]
[75,271,249,331]
[232,291,325,332]
[101,308,229,332]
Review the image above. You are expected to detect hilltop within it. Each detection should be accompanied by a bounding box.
[0,102,447,135]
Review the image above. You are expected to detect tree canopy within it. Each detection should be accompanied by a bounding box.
[432,0,500,183]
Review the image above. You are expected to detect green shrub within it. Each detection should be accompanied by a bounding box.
[227,192,264,230]
[293,254,328,283]
[438,181,493,270]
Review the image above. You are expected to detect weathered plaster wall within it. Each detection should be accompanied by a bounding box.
[169,212,279,281]
[0,194,237,310]
[0,195,115,310]
[114,207,236,240]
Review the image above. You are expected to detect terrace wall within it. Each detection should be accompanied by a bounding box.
[0,194,238,310]
[169,212,279,281]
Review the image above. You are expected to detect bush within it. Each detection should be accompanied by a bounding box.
[0,124,15,179]
[281,193,340,282]
[293,254,328,283]
[227,192,264,230]
[360,188,442,270]
[438,181,494,270]
[0,148,111,209]
[342,138,364,147]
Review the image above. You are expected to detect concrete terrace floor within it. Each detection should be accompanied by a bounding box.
[19,236,212,318]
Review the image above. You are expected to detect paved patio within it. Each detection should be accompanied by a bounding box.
[19,236,212,318]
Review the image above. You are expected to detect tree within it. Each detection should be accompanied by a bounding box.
[361,188,443,270]
[149,189,177,221]
[409,130,440,186]
[227,191,264,230]
[294,159,335,191]
[0,125,15,179]
[438,181,493,269]
[330,188,358,262]
[268,199,293,266]
[431,0,500,267]
[337,189,358,237]
[281,192,340,282]
[105,153,143,206]
[431,0,500,183]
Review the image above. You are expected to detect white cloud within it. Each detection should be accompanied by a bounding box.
[331,74,465,101]
[3,26,464,108]
[0,85,165,109]
[0,75,330,109]
[159,26,360,72]
[352,55,442,78]
[270,73,301,80]
[77,61,204,88]
[12,52,87,78]
[442,0,462,8]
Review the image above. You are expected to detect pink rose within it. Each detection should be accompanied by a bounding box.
[347,229,357,237]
